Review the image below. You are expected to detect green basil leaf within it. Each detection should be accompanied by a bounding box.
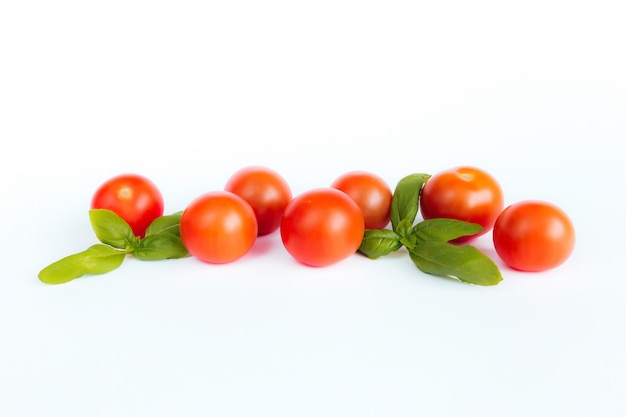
[38,244,126,285]
[145,211,183,237]
[390,173,431,231]
[413,218,484,243]
[396,218,417,249]
[408,241,502,286]
[133,234,189,260]
[89,209,139,250]
[358,229,402,259]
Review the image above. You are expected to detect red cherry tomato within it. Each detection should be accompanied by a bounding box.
[419,166,504,242]
[280,188,365,267]
[331,171,392,230]
[224,166,292,236]
[180,191,258,264]
[91,174,164,238]
[493,200,575,272]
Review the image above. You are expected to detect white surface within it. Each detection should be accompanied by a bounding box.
[2,1,625,416]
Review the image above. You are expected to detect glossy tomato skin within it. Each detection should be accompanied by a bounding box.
[180,191,258,264]
[419,166,504,242]
[224,166,292,236]
[331,171,392,230]
[91,174,164,238]
[493,200,575,272]
[280,188,365,267]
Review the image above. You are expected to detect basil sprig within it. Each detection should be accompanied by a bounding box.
[38,210,188,284]
[359,174,503,286]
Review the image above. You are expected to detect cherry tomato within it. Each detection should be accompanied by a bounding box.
[419,166,504,242]
[91,174,164,238]
[224,166,292,236]
[493,200,575,272]
[280,188,365,267]
[331,171,392,230]
[180,191,258,264]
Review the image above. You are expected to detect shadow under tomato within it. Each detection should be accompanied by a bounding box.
[246,234,277,258]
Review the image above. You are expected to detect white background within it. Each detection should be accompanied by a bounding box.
[1,1,625,416]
